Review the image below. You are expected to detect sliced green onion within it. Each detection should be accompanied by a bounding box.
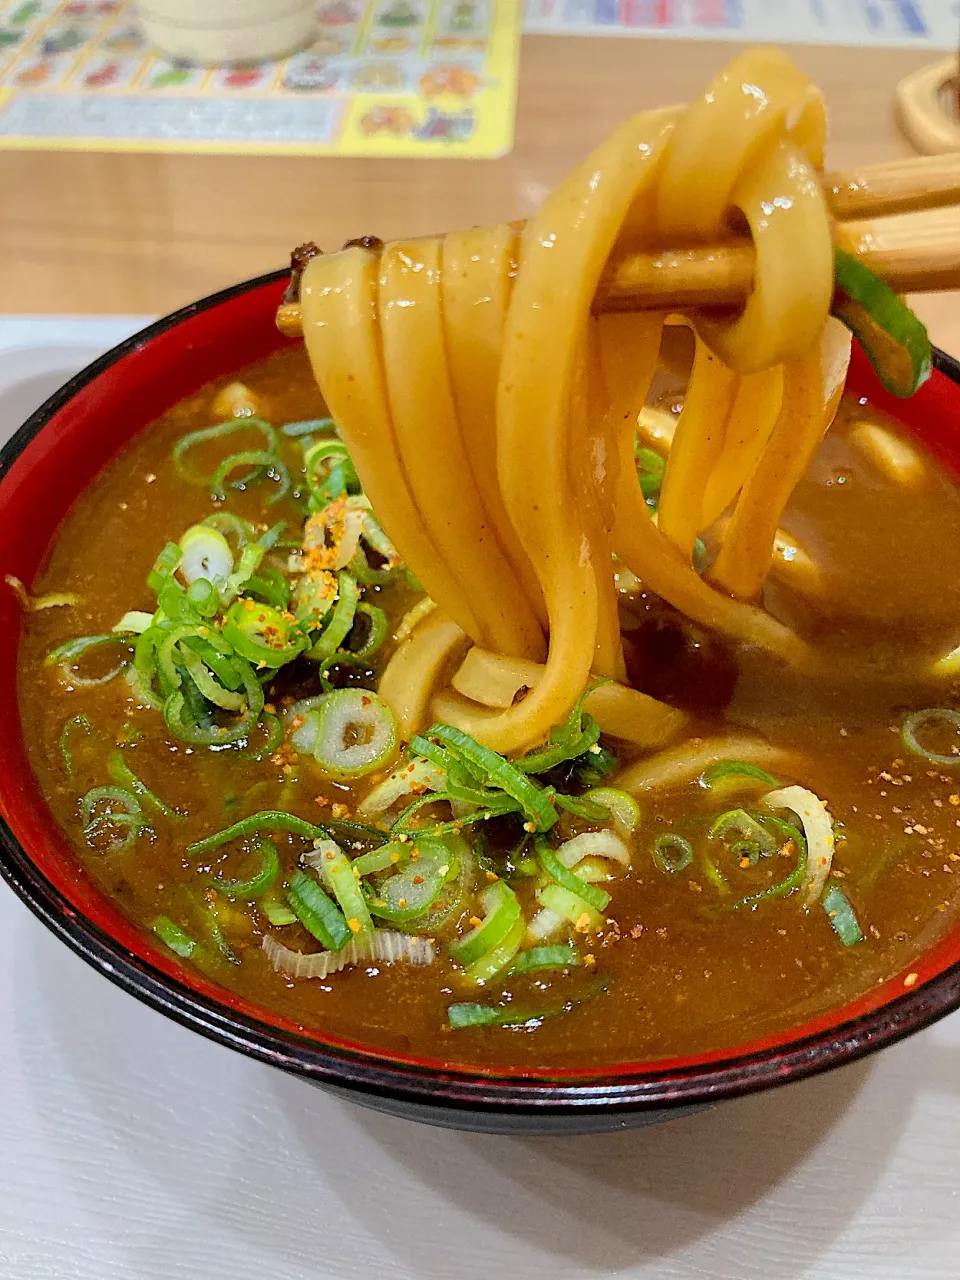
[178,523,234,589]
[210,449,291,505]
[901,708,960,767]
[238,711,284,761]
[409,834,473,933]
[427,723,557,832]
[173,417,277,486]
[187,810,325,858]
[311,689,398,780]
[163,654,263,747]
[244,565,291,610]
[203,512,255,548]
[536,837,610,912]
[224,543,266,601]
[763,784,835,906]
[724,824,807,912]
[147,542,184,593]
[307,571,359,659]
[703,854,729,894]
[45,634,128,687]
[113,611,154,635]
[448,978,610,1029]
[365,841,449,926]
[514,685,606,776]
[351,841,408,876]
[448,880,521,966]
[349,543,395,586]
[833,246,931,398]
[283,417,334,437]
[285,695,324,754]
[709,809,778,856]
[204,903,240,965]
[535,882,604,932]
[262,896,298,927]
[463,916,525,985]
[186,580,220,617]
[179,645,246,711]
[287,869,352,951]
[304,438,360,505]
[212,837,281,899]
[635,446,666,501]
[307,839,374,936]
[317,652,372,694]
[701,760,780,792]
[152,916,197,958]
[555,829,631,870]
[554,793,611,820]
[222,599,307,669]
[391,795,521,839]
[394,595,436,643]
[80,785,149,853]
[107,750,180,820]
[574,744,618,785]
[580,787,640,836]
[652,832,693,873]
[5,574,79,612]
[357,756,447,820]
[59,714,91,778]
[347,602,388,659]
[508,944,580,975]
[823,882,864,946]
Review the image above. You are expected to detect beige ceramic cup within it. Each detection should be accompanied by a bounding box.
[136,0,317,65]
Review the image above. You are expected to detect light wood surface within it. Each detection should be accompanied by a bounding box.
[1,35,956,353]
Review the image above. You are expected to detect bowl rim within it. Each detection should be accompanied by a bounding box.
[2,268,960,1119]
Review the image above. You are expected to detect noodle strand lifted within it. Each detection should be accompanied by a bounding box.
[299,48,852,753]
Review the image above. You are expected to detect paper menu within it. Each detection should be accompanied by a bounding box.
[524,0,960,48]
[0,0,522,157]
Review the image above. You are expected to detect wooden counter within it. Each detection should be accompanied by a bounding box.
[1,35,954,350]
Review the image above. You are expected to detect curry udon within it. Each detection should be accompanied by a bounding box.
[11,49,960,1068]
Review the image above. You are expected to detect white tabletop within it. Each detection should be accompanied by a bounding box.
[1,319,959,1280]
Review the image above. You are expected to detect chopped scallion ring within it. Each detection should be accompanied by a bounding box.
[652,832,693,873]
[901,708,960,767]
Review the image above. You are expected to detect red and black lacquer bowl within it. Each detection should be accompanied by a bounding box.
[2,272,960,1136]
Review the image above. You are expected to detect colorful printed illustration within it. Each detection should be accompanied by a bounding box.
[282,56,340,92]
[148,62,194,90]
[9,2,43,23]
[414,104,473,139]
[359,102,414,134]
[419,63,479,96]
[62,0,118,15]
[450,1,478,29]
[432,34,486,49]
[370,35,410,52]
[0,0,519,157]
[40,24,86,54]
[14,57,51,85]
[351,59,404,90]
[82,58,121,87]
[376,0,420,27]
[317,1,361,23]
[103,24,144,52]
[220,64,267,90]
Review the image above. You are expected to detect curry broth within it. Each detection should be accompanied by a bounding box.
[16,346,960,1069]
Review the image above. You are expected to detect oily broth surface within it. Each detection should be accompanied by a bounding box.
[16,346,960,1069]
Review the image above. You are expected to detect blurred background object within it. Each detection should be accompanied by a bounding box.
[897,54,960,153]
[135,0,316,65]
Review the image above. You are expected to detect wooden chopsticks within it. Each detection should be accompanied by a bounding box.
[276,152,960,335]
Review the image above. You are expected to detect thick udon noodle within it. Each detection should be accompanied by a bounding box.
[299,49,853,754]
